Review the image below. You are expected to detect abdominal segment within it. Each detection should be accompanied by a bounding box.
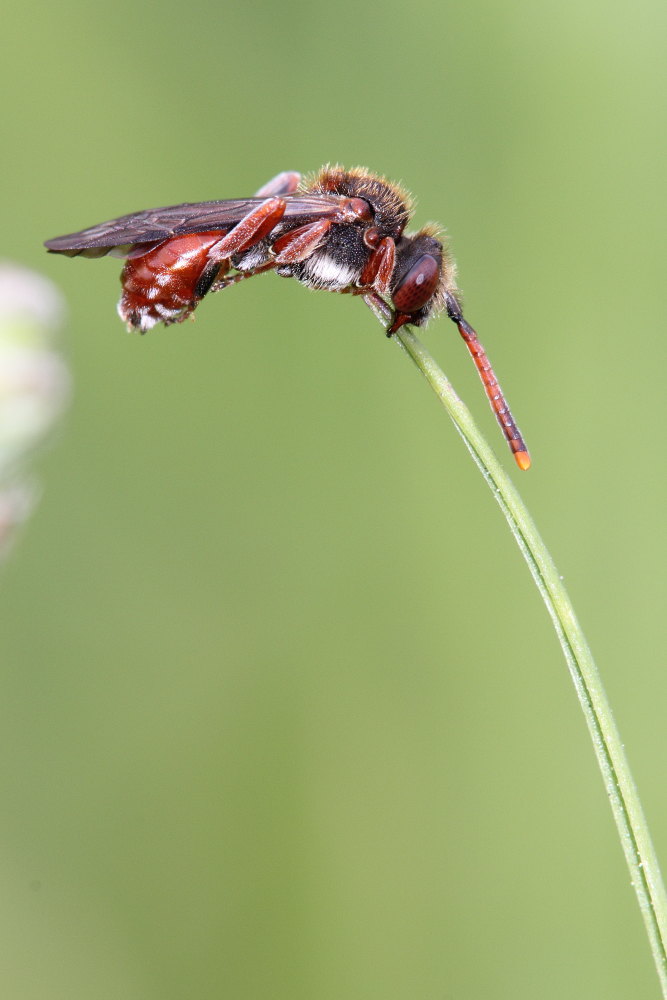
[118,231,227,331]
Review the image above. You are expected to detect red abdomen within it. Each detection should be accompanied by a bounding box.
[119,231,226,331]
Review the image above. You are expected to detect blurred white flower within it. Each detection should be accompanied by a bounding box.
[0,263,71,558]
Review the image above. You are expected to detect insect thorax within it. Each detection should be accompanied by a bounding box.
[304,166,413,239]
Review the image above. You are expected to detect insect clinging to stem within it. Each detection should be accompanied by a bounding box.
[44,165,530,469]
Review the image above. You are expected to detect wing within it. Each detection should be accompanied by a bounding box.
[44,195,344,256]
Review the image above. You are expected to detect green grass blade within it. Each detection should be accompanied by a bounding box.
[396,325,667,996]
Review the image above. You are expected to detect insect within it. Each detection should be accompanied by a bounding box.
[45,165,530,469]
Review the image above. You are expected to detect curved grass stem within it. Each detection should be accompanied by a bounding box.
[395,325,667,996]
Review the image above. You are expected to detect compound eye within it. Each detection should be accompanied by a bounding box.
[392,254,440,314]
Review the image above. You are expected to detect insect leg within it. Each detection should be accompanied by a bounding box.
[359,237,396,297]
[361,290,393,326]
[208,198,288,260]
[270,220,332,263]
[254,172,301,196]
[210,261,277,293]
[194,257,230,298]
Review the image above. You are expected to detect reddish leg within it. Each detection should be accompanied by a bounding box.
[359,237,396,297]
[210,261,277,293]
[194,256,230,298]
[209,197,287,259]
[445,291,530,470]
[271,220,332,263]
[208,216,330,292]
[254,171,301,197]
[361,290,393,326]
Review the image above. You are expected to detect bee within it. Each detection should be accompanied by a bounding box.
[45,165,530,469]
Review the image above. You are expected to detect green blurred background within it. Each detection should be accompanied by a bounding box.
[2,0,666,996]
